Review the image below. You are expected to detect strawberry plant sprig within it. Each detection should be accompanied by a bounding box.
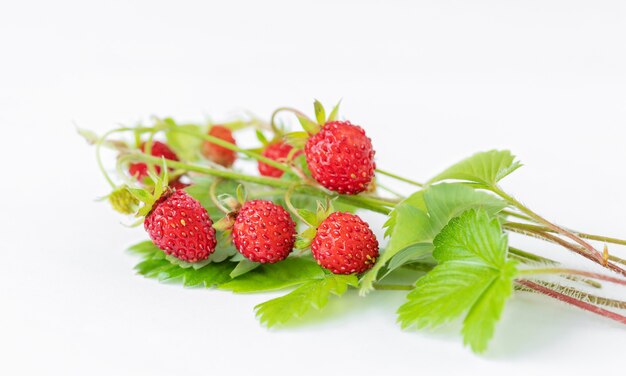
[81,100,626,354]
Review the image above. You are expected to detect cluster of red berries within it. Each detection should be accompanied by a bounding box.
[132,118,379,275]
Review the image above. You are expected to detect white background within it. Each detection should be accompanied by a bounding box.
[1,0,626,374]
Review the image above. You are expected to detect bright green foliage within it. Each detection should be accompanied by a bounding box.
[428,150,522,188]
[129,241,235,287]
[255,274,358,327]
[218,258,326,293]
[360,184,506,295]
[397,209,517,353]
[134,256,235,287]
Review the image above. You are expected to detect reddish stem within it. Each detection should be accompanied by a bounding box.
[517,279,626,325]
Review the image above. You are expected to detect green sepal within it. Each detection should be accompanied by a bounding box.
[296,115,321,135]
[236,184,247,204]
[313,100,326,125]
[255,129,270,146]
[295,227,317,250]
[284,131,309,148]
[297,209,318,227]
[327,100,341,122]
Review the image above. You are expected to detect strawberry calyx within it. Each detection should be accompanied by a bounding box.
[127,157,171,218]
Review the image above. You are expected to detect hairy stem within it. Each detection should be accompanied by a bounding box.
[519,268,626,286]
[518,281,626,310]
[505,225,626,278]
[493,186,604,263]
[516,279,626,325]
[506,221,626,249]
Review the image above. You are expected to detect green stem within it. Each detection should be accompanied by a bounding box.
[376,182,405,198]
[508,246,557,264]
[284,185,313,225]
[168,126,293,174]
[502,209,535,222]
[130,154,393,215]
[372,283,414,291]
[376,168,423,187]
[518,281,626,309]
[209,179,230,214]
[505,225,626,277]
[493,186,604,263]
[270,107,315,134]
[506,221,626,248]
[96,128,130,188]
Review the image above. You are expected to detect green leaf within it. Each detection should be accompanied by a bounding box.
[163,119,204,162]
[135,257,234,287]
[127,240,164,260]
[255,274,357,327]
[360,183,506,295]
[284,131,309,148]
[77,127,99,145]
[230,259,261,278]
[428,150,522,188]
[185,177,239,219]
[313,100,326,125]
[397,209,517,353]
[360,205,433,295]
[218,257,325,293]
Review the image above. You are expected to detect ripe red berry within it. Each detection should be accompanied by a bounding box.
[144,190,217,263]
[304,121,375,194]
[258,141,302,178]
[201,125,237,167]
[128,141,179,180]
[311,212,379,274]
[232,200,296,263]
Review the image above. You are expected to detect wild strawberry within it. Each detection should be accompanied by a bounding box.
[311,212,379,274]
[144,190,217,262]
[258,141,302,178]
[232,200,296,263]
[128,141,179,181]
[201,125,237,167]
[304,121,375,194]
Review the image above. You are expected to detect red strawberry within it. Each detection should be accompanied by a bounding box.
[232,200,296,263]
[144,190,217,262]
[201,125,237,167]
[304,121,375,194]
[258,141,302,178]
[311,212,379,274]
[128,141,179,181]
